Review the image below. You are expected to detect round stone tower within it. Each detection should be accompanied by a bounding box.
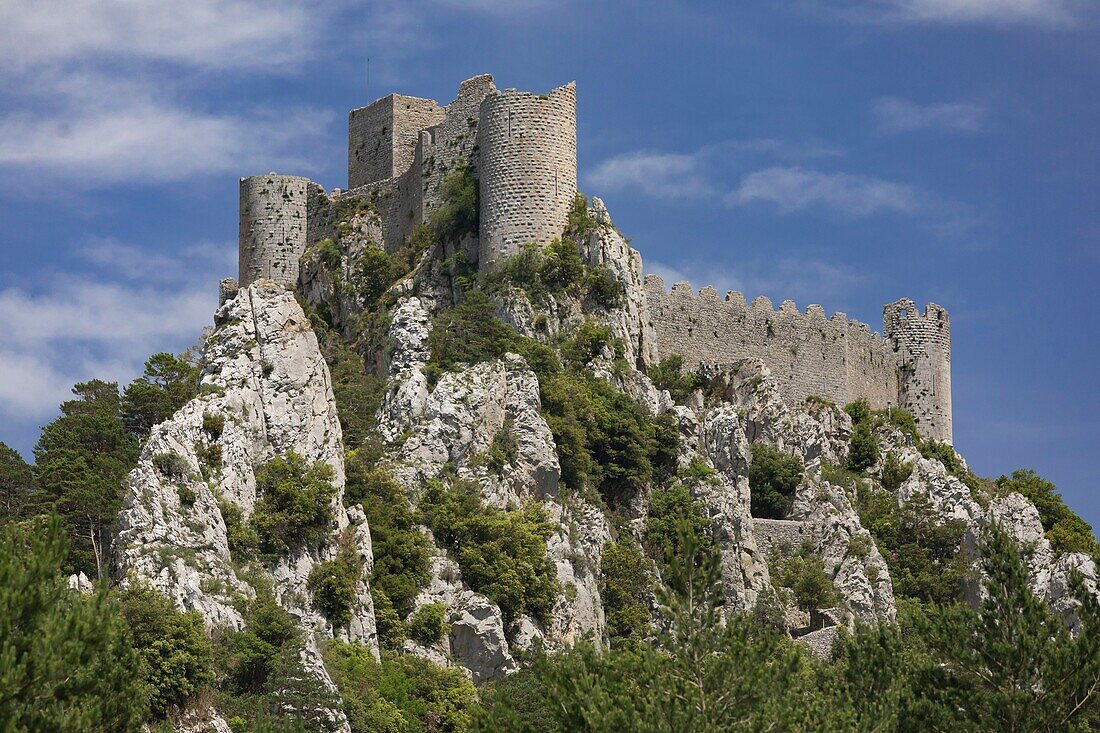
[239,173,318,288]
[884,299,952,444]
[477,82,577,268]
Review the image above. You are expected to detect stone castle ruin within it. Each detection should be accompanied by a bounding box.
[238,74,952,443]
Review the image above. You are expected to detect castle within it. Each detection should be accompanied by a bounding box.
[237,74,952,444]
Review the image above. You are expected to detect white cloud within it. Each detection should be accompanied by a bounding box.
[811,0,1089,27]
[586,151,715,198]
[727,166,922,216]
[872,97,988,134]
[0,0,317,73]
[585,139,841,200]
[648,257,863,307]
[0,96,335,184]
[0,243,230,422]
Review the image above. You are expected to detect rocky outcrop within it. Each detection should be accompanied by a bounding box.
[113,280,378,731]
[789,479,896,625]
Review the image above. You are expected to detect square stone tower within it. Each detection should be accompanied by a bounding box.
[348,94,445,188]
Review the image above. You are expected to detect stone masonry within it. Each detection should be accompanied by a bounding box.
[237,73,953,443]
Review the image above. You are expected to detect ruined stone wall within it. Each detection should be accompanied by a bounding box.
[348,94,444,189]
[884,299,952,443]
[644,276,902,411]
[239,174,323,287]
[753,519,818,558]
[477,83,577,268]
[419,74,496,218]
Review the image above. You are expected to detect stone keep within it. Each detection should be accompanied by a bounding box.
[884,299,952,444]
[477,83,578,266]
[238,174,319,288]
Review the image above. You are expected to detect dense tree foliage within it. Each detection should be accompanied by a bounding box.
[748,442,804,519]
[120,351,201,438]
[0,516,148,731]
[252,451,337,556]
[422,478,558,622]
[599,538,653,647]
[307,530,365,630]
[118,583,216,719]
[33,379,139,578]
[996,469,1098,557]
[0,441,33,523]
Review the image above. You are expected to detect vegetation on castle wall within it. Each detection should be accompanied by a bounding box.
[421,477,558,623]
[251,452,337,556]
[748,443,804,519]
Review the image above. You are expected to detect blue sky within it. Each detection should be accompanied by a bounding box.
[0,0,1097,526]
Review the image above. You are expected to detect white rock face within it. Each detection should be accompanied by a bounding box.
[449,592,517,683]
[113,280,378,732]
[789,480,896,625]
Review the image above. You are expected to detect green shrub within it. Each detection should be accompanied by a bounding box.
[177,485,197,506]
[252,452,337,556]
[422,478,558,622]
[429,160,479,244]
[847,423,880,473]
[347,245,395,307]
[770,541,839,620]
[307,531,363,629]
[218,497,260,563]
[995,469,1097,557]
[202,412,225,440]
[560,320,612,367]
[324,640,477,733]
[344,449,431,617]
[583,266,624,308]
[678,455,717,482]
[855,485,967,605]
[880,452,913,492]
[426,292,518,383]
[644,483,714,564]
[600,539,653,647]
[371,588,407,652]
[748,443,804,519]
[844,398,873,426]
[541,371,677,507]
[119,583,215,719]
[221,590,301,694]
[153,451,188,481]
[566,191,597,239]
[647,355,704,405]
[407,603,448,646]
[919,439,961,475]
[487,421,518,475]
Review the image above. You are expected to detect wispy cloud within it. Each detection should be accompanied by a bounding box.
[0,90,335,185]
[806,0,1090,27]
[0,0,318,73]
[871,97,988,134]
[648,257,864,308]
[584,138,841,200]
[587,151,715,198]
[727,166,922,216]
[0,241,232,422]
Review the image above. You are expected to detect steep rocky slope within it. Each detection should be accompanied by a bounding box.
[111,195,1098,730]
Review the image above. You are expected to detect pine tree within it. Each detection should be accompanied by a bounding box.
[0,441,33,523]
[120,351,201,438]
[0,516,148,731]
[34,380,138,578]
[916,522,1100,731]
